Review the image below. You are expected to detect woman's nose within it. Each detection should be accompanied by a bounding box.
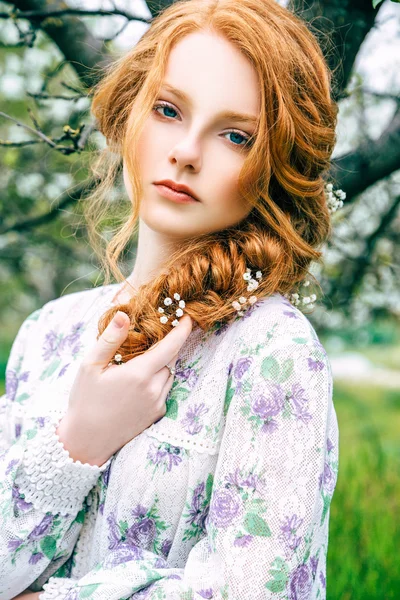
[167,135,202,172]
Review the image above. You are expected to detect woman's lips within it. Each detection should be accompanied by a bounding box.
[154,183,199,204]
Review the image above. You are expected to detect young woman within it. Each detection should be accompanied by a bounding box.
[0,0,340,598]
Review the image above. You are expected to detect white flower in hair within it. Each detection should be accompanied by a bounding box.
[173,293,181,301]
[164,297,173,306]
[160,315,168,324]
[171,319,179,327]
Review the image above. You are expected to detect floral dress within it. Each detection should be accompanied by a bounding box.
[0,282,339,600]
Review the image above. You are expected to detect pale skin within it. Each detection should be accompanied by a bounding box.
[13,28,260,598]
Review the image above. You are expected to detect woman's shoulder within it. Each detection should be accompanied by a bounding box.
[232,292,323,350]
[41,282,120,320]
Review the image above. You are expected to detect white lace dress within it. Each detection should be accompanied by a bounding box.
[0,282,339,600]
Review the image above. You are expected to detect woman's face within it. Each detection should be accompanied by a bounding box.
[124,28,261,240]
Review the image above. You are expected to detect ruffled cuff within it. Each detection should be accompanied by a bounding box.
[14,415,111,516]
[38,576,77,599]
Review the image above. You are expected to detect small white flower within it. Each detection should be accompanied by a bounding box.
[303,280,310,287]
[326,183,333,192]
[173,293,180,301]
[171,319,179,327]
[178,300,185,308]
[160,315,168,324]
[176,308,184,317]
[310,293,317,302]
[302,296,310,304]
[248,296,257,305]
[239,296,247,304]
[237,311,244,317]
[292,293,299,300]
[232,301,241,311]
[164,297,172,306]
[158,307,165,313]
[114,353,122,362]
[255,271,262,279]
[243,272,251,281]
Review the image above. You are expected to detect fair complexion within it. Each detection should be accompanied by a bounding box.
[118,28,260,303]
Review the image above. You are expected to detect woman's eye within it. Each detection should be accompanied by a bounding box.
[223,131,253,148]
[153,102,253,148]
[153,102,178,119]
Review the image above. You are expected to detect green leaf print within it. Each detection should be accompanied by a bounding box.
[223,378,235,416]
[261,356,293,383]
[40,535,57,559]
[15,393,30,404]
[243,513,271,537]
[265,557,290,593]
[165,397,178,420]
[205,473,214,502]
[265,578,287,593]
[292,337,309,344]
[75,509,85,524]
[25,429,38,440]
[40,359,62,381]
[80,584,101,598]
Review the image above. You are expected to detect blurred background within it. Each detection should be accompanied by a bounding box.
[0,0,399,597]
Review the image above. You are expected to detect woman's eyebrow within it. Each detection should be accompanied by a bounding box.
[160,82,259,126]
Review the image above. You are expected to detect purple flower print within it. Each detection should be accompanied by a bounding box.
[251,383,285,419]
[289,564,312,600]
[107,513,121,550]
[42,322,85,361]
[28,514,53,541]
[224,468,265,495]
[196,589,214,598]
[132,504,147,519]
[147,442,182,472]
[310,555,319,578]
[174,359,199,389]
[185,481,209,532]
[181,403,209,436]
[307,357,325,372]
[6,369,29,402]
[290,383,312,424]
[283,310,299,319]
[15,423,22,439]
[29,552,44,565]
[234,357,253,380]
[12,485,33,512]
[102,462,112,488]
[327,438,334,454]
[126,518,157,549]
[58,364,70,378]
[6,459,19,476]
[161,538,172,557]
[279,514,303,552]
[234,534,253,547]
[319,462,336,496]
[319,571,326,589]
[103,542,143,568]
[209,487,243,528]
[8,537,23,551]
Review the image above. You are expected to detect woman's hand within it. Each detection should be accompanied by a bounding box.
[56,312,193,466]
[12,592,42,599]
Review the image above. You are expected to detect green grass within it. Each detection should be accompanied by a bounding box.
[327,381,400,599]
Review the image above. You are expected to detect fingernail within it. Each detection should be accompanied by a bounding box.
[113,311,127,328]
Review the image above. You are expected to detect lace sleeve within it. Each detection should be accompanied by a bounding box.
[0,310,110,600]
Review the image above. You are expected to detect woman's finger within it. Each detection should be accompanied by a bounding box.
[88,311,130,368]
[133,315,193,376]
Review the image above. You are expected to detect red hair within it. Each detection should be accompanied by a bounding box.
[84,0,338,360]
